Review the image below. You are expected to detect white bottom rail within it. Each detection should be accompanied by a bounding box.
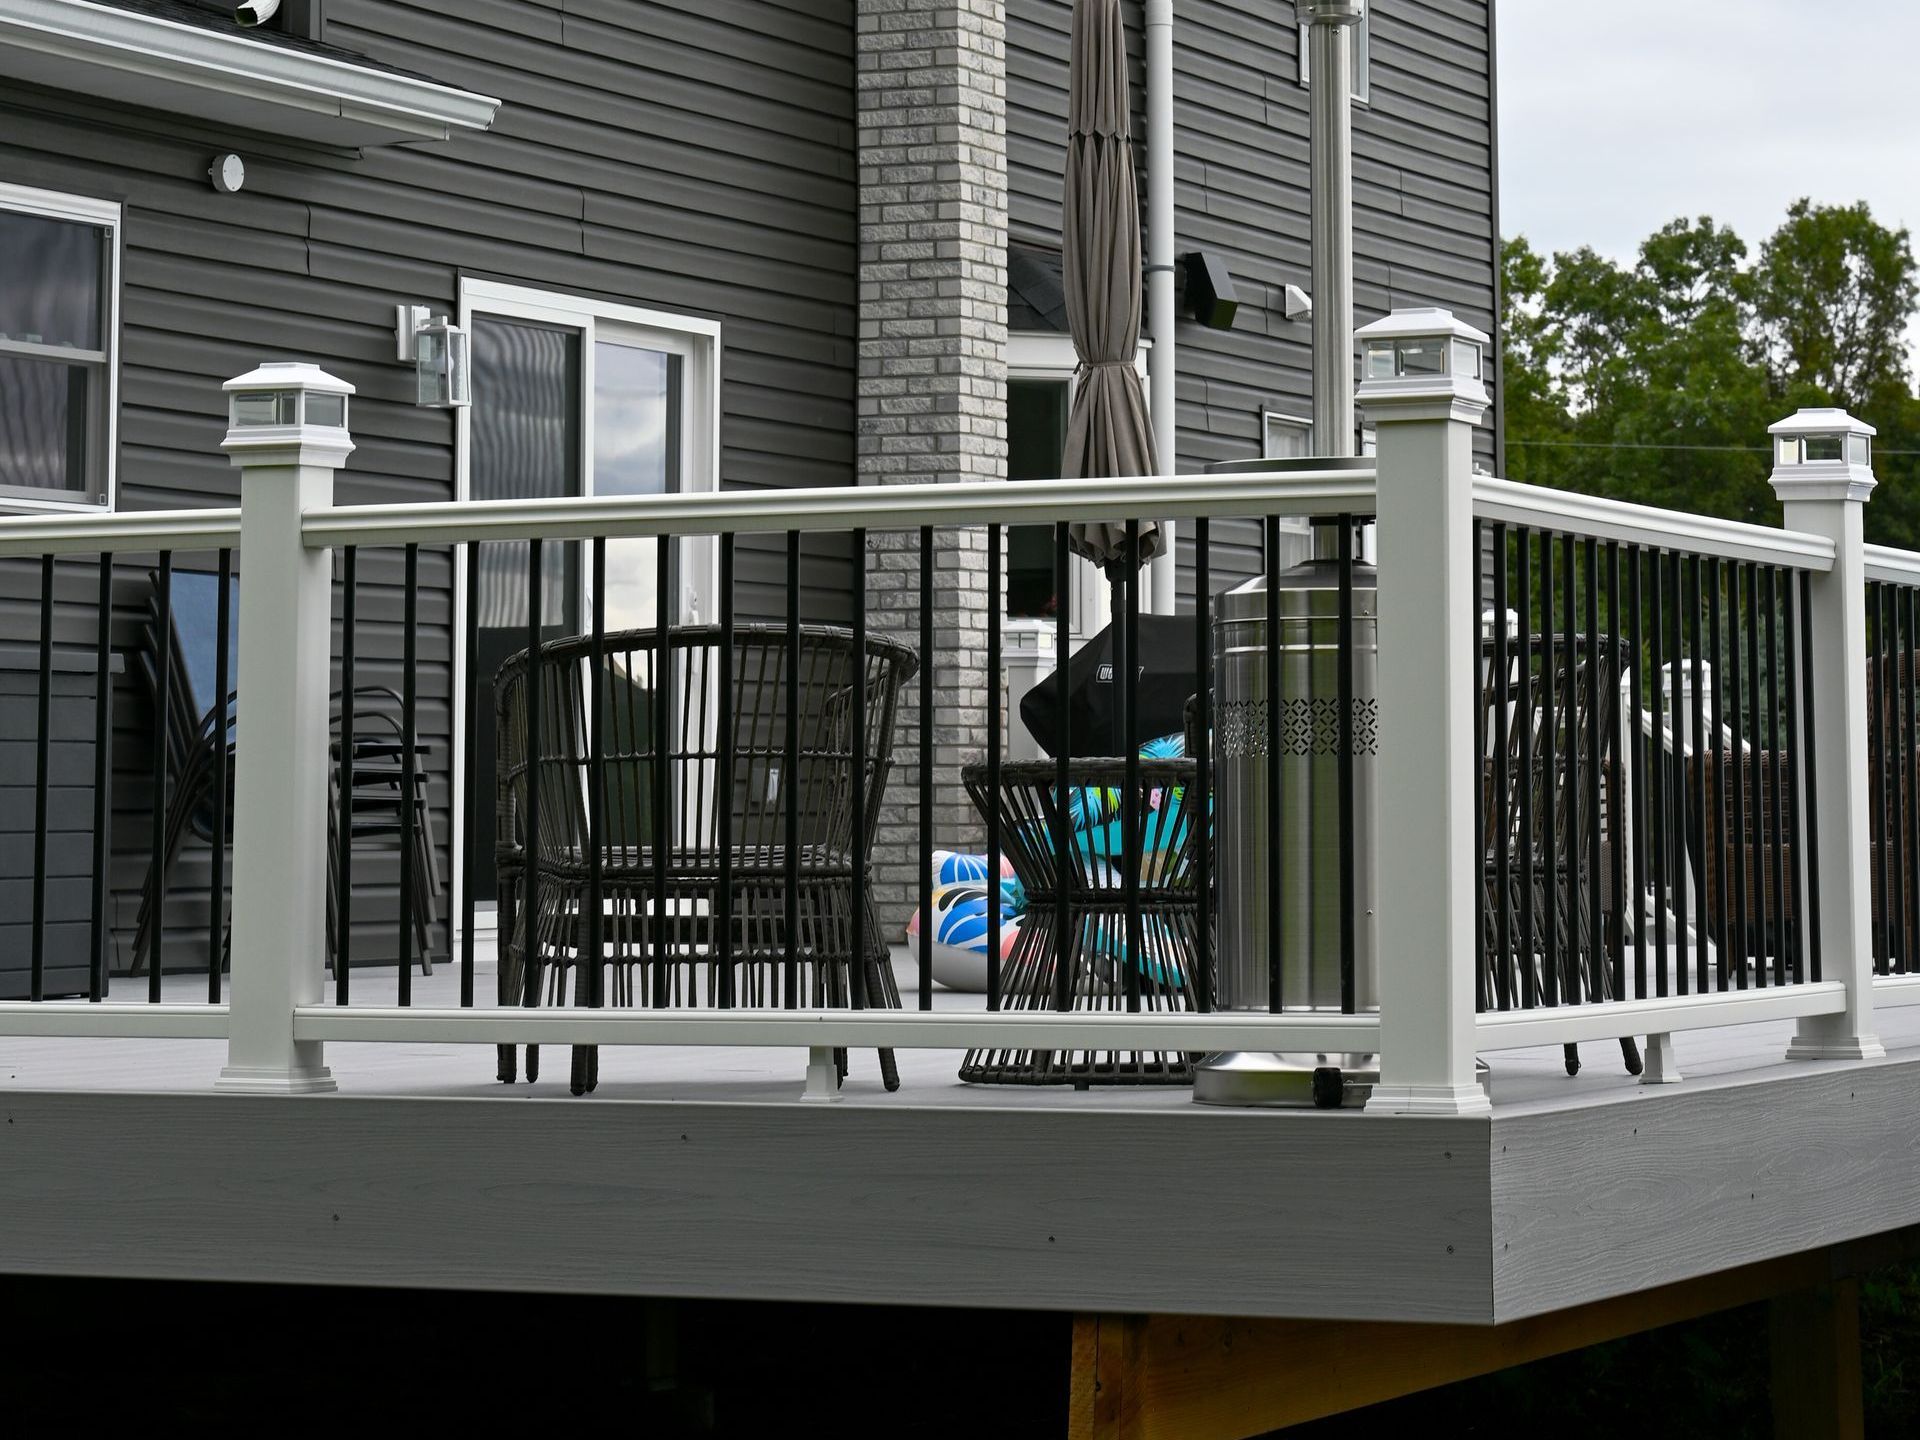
[1873,974,1920,1007]
[294,1006,1382,1054]
[1476,982,1844,1052]
[0,1002,230,1039]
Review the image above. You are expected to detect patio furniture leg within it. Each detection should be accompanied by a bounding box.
[1564,1044,1581,1077]
[1621,1036,1644,1075]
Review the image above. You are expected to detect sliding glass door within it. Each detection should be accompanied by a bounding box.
[459,283,718,917]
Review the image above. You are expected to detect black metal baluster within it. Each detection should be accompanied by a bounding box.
[523,539,543,1012]
[209,549,231,1003]
[1783,569,1806,986]
[1192,515,1213,1013]
[987,522,1003,1009]
[656,533,673,1009]
[337,549,355,1006]
[1338,515,1358,1014]
[1492,526,1513,1009]
[1123,518,1142,1014]
[1764,568,1787,985]
[398,543,418,1007]
[1871,584,1891,975]
[89,555,113,1002]
[920,524,935,1012]
[1648,548,1668,998]
[1745,563,1766,986]
[588,537,606,1011]
[1540,531,1559,1006]
[1626,546,1648,998]
[1516,528,1537,1008]
[1665,550,1687,996]
[1476,520,1488,1015]
[717,533,736,1007]
[1266,513,1283,1013]
[1586,537,1604,1007]
[787,530,803,1009]
[851,526,869,1011]
[149,551,171,1001]
[1689,553,1708,994]
[1899,585,1916,974]
[1728,562,1751,988]
[30,553,53,1003]
[1799,571,1823,982]
[1560,531,1580,1004]
[1896,587,1912,983]
[1054,520,1072,1013]
[1708,558,1729,989]
[1606,542,1625,1001]
[460,543,478,1008]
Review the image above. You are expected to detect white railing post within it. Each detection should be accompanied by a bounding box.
[1356,308,1493,1116]
[215,363,355,1094]
[1771,409,1885,1062]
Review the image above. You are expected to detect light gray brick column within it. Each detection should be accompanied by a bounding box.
[858,0,1008,937]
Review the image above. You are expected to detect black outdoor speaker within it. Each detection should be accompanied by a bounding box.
[1182,250,1238,331]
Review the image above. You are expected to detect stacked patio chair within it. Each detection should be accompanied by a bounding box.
[130,569,440,979]
[492,623,916,1096]
[1478,634,1643,1077]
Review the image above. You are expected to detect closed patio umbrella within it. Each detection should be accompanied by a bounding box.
[1062,0,1161,579]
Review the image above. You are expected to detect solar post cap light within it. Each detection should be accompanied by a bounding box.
[223,361,353,437]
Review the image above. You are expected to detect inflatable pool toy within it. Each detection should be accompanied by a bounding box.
[905,851,1021,993]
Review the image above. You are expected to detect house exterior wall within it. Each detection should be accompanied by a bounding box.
[1008,0,1501,595]
[0,0,860,975]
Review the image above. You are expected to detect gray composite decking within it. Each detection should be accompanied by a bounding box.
[6,960,1920,1323]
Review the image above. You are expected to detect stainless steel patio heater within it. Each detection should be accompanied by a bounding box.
[1193,463,1379,1108]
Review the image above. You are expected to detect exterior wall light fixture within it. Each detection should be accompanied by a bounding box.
[394,304,472,409]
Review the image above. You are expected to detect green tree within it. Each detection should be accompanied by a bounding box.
[1748,198,1918,411]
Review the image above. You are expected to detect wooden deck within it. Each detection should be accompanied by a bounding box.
[5,956,1919,1325]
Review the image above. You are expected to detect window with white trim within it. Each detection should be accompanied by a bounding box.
[0,184,119,511]
[1298,12,1370,104]
[1262,409,1313,460]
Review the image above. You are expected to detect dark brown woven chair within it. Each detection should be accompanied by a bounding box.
[494,623,916,1095]
[958,757,1207,1086]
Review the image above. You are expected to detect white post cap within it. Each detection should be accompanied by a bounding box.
[222,361,355,469]
[1355,307,1491,425]
[1768,407,1876,505]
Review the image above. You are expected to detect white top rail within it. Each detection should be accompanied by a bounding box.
[0,506,242,559]
[300,470,1378,548]
[1865,543,1920,588]
[1473,475,1834,572]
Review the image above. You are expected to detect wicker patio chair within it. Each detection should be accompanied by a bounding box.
[958,757,1207,1086]
[493,623,916,1095]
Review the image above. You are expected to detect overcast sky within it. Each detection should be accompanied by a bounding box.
[1497,0,1919,269]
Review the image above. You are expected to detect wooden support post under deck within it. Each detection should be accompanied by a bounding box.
[1068,1249,1872,1440]
[1770,1279,1864,1440]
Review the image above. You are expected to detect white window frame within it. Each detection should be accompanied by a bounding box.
[1261,407,1313,460]
[1297,11,1371,105]
[452,279,722,951]
[0,181,120,513]
[1006,331,1150,642]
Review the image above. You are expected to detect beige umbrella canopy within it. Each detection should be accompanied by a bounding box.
[1062,0,1161,578]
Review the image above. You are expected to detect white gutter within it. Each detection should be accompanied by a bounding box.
[0,0,500,145]
[1144,0,1177,614]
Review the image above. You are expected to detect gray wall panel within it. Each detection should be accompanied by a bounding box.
[0,0,859,973]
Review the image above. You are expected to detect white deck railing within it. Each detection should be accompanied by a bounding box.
[0,317,1908,1110]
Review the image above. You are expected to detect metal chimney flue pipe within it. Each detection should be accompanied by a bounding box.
[1296,1,1363,459]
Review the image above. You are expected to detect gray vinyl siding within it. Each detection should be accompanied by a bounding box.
[0,0,856,976]
[1008,0,1499,599]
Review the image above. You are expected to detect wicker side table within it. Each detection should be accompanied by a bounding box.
[959,758,1209,1086]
